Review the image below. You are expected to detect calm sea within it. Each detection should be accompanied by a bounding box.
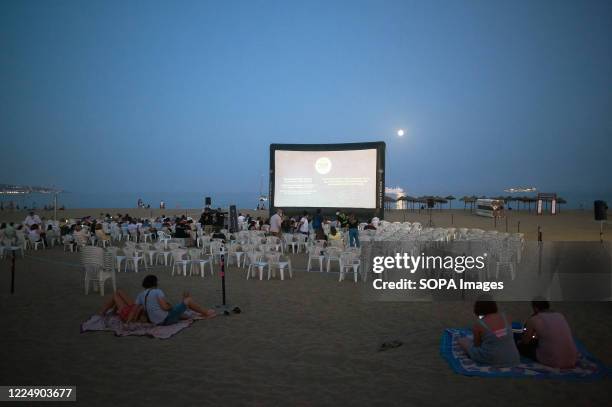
[0,190,609,210]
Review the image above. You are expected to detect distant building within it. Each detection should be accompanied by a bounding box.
[385,186,406,210]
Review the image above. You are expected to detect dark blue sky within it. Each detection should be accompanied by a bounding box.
[2,0,611,205]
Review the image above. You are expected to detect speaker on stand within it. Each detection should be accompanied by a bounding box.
[594,200,608,243]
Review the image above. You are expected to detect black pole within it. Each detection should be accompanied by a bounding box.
[537,225,542,242]
[517,220,520,233]
[11,249,16,294]
[220,253,226,306]
[505,217,508,232]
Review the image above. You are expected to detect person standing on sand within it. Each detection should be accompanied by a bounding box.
[312,209,323,235]
[347,213,360,247]
[298,211,309,236]
[269,208,283,237]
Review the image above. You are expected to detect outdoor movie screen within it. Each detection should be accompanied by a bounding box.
[272,147,379,209]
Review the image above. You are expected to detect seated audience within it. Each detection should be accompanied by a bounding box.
[458,297,520,367]
[45,225,57,246]
[24,211,42,227]
[28,224,45,245]
[136,275,216,325]
[95,224,111,243]
[328,226,342,241]
[517,298,577,368]
[315,227,327,241]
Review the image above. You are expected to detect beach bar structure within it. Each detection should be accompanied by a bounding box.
[536,192,557,215]
[0,184,63,220]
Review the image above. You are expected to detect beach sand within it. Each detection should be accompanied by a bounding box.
[1,243,611,406]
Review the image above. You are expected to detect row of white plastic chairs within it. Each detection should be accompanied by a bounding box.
[359,222,525,281]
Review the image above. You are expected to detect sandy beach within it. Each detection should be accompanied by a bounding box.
[1,221,611,406]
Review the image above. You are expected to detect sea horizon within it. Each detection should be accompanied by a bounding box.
[1,189,609,210]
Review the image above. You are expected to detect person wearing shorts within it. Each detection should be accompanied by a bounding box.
[136,275,216,325]
[97,289,142,323]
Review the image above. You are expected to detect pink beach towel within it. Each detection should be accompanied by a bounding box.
[80,311,203,339]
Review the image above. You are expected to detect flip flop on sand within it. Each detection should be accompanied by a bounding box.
[378,340,403,352]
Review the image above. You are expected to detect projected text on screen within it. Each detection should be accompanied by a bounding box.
[274,149,377,208]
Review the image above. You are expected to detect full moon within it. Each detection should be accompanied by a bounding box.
[397,129,405,137]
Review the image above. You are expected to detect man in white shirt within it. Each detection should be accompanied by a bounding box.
[371,216,380,228]
[24,211,42,227]
[237,213,246,230]
[269,209,283,236]
[298,211,309,235]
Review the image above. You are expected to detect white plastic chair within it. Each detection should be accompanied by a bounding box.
[306,245,325,272]
[153,241,171,265]
[325,247,342,273]
[188,248,213,277]
[123,247,146,273]
[81,246,116,295]
[171,249,189,276]
[246,251,267,280]
[28,236,45,250]
[339,252,360,283]
[62,235,75,252]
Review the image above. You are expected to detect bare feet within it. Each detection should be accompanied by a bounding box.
[202,309,217,319]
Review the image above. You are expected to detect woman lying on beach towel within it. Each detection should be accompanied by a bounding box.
[137,275,216,325]
[98,289,143,323]
[457,296,520,367]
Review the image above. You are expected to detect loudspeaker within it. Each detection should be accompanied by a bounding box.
[205,197,211,206]
[427,198,435,208]
[229,205,238,233]
[594,200,608,221]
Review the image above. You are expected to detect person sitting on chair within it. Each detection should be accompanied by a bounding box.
[327,226,342,241]
[136,275,216,325]
[95,224,111,243]
[28,224,45,247]
[517,298,577,368]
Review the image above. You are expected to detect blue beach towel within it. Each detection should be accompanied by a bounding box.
[440,326,608,380]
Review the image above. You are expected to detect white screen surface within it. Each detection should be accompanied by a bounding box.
[274,149,377,208]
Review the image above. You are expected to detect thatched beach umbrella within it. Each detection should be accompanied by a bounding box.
[521,196,536,212]
[445,195,456,209]
[384,195,396,210]
[557,197,566,213]
[434,196,448,210]
[403,195,417,211]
